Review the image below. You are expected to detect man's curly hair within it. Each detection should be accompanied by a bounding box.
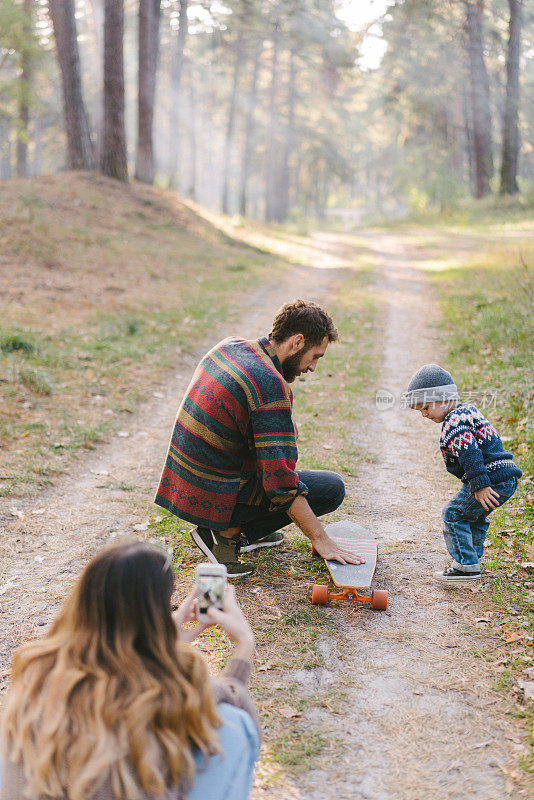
[269,300,338,347]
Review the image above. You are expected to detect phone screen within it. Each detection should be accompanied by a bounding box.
[197,573,225,616]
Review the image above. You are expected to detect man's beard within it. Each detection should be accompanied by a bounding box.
[281,351,305,383]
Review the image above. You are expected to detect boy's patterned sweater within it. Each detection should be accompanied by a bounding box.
[440,403,522,492]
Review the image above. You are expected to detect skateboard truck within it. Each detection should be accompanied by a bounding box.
[311,583,388,610]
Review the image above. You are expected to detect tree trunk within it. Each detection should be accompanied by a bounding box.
[221,27,245,214]
[465,1,493,197]
[16,0,32,177]
[49,0,94,170]
[265,21,280,222]
[135,0,161,183]
[168,0,188,189]
[100,0,128,181]
[500,0,522,195]
[0,114,12,178]
[238,47,260,216]
[187,77,197,200]
[87,0,105,165]
[277,47,296,222]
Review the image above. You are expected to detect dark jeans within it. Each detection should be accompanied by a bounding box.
[230,469,345,543]
[441,477,518,572]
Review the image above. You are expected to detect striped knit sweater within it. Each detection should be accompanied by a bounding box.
[440,403,522,492]
[155,336,308,530]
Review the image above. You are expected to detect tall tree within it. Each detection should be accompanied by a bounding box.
[221,3,248,214]
[87,0,105,165]
[500,0,523,195]
[464,0,493,197]
[135,0,161,183]
[265,18,280,222]
[48,0,94,170]
[100,0,127,181]
[168,0,188,189]
[277,47,296,222]
[238,46,261,216]
[16,0,32,177]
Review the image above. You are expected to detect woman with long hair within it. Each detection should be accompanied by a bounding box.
[1,539,260,800]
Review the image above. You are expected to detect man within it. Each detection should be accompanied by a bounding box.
[155,299,364,576]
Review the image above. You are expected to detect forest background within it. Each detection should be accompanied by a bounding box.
[1,0,533,221]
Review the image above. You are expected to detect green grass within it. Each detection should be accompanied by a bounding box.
[0,173,286,496]
[429,223,534,769]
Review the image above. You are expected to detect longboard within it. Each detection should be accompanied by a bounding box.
[311,519,388,610]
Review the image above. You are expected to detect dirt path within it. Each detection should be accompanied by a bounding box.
[269,232,526,800]
[0,231,526,798]
[0,260,342,690]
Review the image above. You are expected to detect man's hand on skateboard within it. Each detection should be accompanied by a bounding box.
[312,533,365,565]
[287,495,365,565]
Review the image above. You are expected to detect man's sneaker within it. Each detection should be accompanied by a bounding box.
[240,531,285,553]
[433,566,481,583]
[190,527,254,577]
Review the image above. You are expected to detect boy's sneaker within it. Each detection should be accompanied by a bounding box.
[433,566,481,583]
[190,527,254,578]
[240,531,285,553]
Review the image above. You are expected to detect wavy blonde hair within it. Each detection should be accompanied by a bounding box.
[2,539,221,800]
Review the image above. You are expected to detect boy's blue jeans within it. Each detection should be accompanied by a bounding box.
[441,477,518,572]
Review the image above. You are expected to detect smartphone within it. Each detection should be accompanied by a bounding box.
[196,563,227,621]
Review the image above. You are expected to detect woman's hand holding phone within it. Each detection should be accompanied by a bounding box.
[172,587,208,643]
[173,585,255,660]
[205,584,255,661]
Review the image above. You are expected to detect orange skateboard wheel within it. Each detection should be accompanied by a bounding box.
[371,589,388,610]
[311,584,329,605]
[311,544,319,556]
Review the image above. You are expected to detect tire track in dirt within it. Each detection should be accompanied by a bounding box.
[282,232,526,800]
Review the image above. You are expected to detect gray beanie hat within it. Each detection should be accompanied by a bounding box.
[402,364,460,408]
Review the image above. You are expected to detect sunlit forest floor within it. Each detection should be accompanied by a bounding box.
[0,175,533,798]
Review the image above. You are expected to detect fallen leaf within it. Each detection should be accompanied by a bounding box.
[258,662,276,672]
[9,507,24,519]
[278,706,301,719]
[322,444,333,450]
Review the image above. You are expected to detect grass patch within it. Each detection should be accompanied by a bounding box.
[0,172,286,495]
[428,222,534,770]
[295,266,378,475]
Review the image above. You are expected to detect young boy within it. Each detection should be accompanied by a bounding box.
[403,364,522,583]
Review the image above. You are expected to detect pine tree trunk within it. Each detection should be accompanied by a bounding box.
[277,48,296,222]
[221,27,245,214]
[135,0,161,183]
[49,0,94,170]
[16,0,32,177]
[187,77,197,200]
[265,21,280,222]
[238,47,260,217]
[100,0,128,181]
[465,1,493,197]
[0,114,12,178]
[168,0,188,189]
[87,0,105,165]
[500,0,522,195]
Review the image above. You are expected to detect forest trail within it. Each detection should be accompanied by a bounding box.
[0,230,526,798]
[0,257,341,689]
[250,231,526,800]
